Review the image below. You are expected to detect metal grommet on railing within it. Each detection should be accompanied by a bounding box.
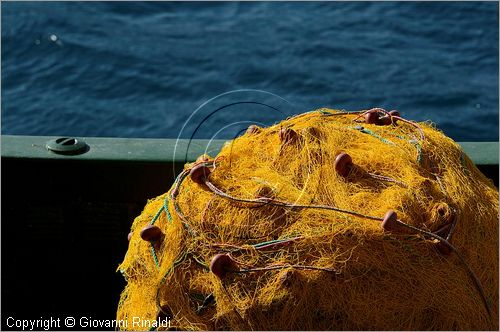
[46,137,89,155]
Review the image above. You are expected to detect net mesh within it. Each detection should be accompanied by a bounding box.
[117,108,498,330]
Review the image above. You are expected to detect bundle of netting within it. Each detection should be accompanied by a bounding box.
[117,108,498,330]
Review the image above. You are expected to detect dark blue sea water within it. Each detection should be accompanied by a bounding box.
[2,1,499,141]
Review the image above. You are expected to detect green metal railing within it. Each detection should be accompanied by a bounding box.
[1,135,498,166]
[1,135,224,163]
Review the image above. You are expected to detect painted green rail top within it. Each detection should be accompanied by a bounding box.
[1,135,498,166]
[1,135,226,163]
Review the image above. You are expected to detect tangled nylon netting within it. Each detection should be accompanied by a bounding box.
[117,108,498,330]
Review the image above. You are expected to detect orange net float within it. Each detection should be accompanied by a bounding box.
[189,164,212,188]
[209,254,238,279]
[246,124,261,135]
[334,153,353,177]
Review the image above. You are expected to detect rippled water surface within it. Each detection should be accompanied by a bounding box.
[2,1,498,141]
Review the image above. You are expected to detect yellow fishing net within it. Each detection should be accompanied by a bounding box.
[117,108,498,330]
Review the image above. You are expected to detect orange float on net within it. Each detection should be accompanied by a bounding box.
[279,127,299,145]
[364,111,379,124]
[210,253,237,279]
[190,164,212,186]
[140,225,163,243]
[377,116,392,126]
[381,210,409,233]
[334,153,353,177]
[246,124,261,135]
